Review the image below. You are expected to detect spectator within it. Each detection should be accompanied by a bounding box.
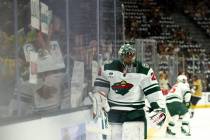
[159,71,171,95]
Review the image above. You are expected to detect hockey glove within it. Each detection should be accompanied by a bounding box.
[148,108,166,127]
[89,92,110,119]
[184,102,191,109]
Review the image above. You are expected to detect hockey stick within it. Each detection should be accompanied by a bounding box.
[86,124,111,136]
[88,92,111,136]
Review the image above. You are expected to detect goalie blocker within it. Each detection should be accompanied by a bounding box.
[146,107,166,127]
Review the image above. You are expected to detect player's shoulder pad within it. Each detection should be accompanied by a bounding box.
[135,61,150,74]
[104,59,122,71]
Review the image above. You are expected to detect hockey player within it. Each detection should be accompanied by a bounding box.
[166,74,192,136]
[90,43,166,139]
[190,75,203,118]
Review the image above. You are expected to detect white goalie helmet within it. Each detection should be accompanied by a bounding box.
[118,43,136,61]
[177,75,188,83]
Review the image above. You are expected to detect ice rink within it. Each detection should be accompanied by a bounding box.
[148,108,210,140]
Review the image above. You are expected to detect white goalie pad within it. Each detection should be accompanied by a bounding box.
[122,122,144,140]
[110,122,144,140]
[86,120,144,140]
[111,123,122,140]
[86,112,111,140]
[86,118,111,140]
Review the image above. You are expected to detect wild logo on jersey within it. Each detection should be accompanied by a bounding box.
[111,80,133,95]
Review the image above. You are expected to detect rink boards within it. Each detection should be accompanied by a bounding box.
[193,92,210,108]
[0,92,209,140]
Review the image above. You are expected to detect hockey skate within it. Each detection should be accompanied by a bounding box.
[181,126,191,136]
[166,127,176,136]
[190,111,194,118]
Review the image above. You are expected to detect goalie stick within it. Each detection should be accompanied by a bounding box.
[86,122,111,136]
[88,92,111,139]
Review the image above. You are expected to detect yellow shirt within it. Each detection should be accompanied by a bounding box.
[192,79,202,97]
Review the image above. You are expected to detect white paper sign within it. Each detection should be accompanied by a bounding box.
[29,51,38,84]
[40,2,49,34]
[71,61,84,107]
[31,0,40,29]
[23,43,36,62]
[37,41,65,73]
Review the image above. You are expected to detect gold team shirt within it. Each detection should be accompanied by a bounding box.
[192,79,202,97]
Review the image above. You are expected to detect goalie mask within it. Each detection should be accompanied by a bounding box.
[177,75,188,83]
[118,43,136,65]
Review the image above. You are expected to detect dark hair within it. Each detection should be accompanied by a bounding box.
[193,75,198,80]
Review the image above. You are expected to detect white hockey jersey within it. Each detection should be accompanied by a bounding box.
[166,82,191,104]
[94,60,164,111]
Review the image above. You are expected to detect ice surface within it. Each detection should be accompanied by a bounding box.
[149,108,210,140]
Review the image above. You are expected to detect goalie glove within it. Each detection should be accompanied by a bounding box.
[148,108,166,127]
[88,92,110,119]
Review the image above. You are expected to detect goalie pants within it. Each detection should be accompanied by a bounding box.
[108,109,147,139]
